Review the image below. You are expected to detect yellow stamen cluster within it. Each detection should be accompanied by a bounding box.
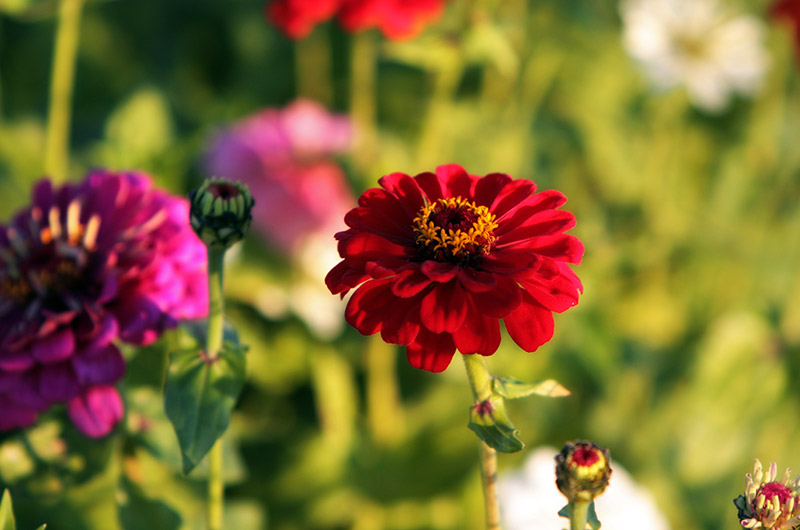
[413,197,497,261]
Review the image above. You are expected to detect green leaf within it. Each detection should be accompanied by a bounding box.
[118,476,181,530]
[467,395,524,453]
[492,376,570,399]
[558,502,601,530]
[164,341,247,474]
[0,490,16,530]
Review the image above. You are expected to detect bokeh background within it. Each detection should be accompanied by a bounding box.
[1,0,800,528]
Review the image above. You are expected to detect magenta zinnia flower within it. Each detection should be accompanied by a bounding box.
[0,170,208,437]
[325,164,583,372]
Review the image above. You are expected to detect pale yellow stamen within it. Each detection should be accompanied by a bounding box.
[67,199,82,245]
[82,214,101,251]
[48,206,62,239]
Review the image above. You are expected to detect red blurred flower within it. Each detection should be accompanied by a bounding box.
[326,164,583,373]
[267,0,342,39]
[771,0,800,64]
[266,0,447,40]
[339,0,445,40]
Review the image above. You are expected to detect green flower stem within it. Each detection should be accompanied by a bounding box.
[463,353,493,402]
[350,31,377,178]
[463,354,501,530]
[45,0,85,183]
[208,438,224,530]
[206,246,227,530]
[569,500,590,530]
[206,247,226,360]
[295,25,333,106]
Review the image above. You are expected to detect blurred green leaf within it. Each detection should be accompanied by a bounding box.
[164,342,247,474]
[93,86,174,169]
[118,476,181,530]
[0,490,16,530]
[492,376,570,399]
[467,395,523,453]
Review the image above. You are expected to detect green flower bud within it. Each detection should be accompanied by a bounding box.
[555,440,612,503]
[189,177,254,249]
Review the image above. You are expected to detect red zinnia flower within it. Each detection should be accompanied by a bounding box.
[267,0,447,40]
[325,164,583,373]
[771,0,800,65]
[338,0,446,40]
[267,0,343,39]
[0,170,208,437]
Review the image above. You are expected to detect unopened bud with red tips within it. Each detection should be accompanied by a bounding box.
[735,459,800,529]
[189,177,254,249]
[555,440,612,503]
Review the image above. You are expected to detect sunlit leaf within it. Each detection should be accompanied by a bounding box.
[0,490,16,530]
[467,395,523,453]
[164,341,247,474]
[492,376,570,399]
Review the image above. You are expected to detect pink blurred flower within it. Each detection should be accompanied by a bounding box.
[0,170,208,437]
[205,99,355,257]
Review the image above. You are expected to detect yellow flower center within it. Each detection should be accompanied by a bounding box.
[413,197,497,264]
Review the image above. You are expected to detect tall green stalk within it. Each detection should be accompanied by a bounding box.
[45,0,85,182]
[295,26,333,106]
[206,247,226,530]
[463,354,502,530]
[350,31,377,178]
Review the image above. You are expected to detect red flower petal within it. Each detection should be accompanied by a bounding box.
[470,276,522,318]
[392,268,432,298]
[474,172,513,207]
[481,249,541,274]
[420,260,459,282]
[406,329,456,372]
[453,298,501,355]
[525,233,584,264]
[437,164,475,198]
[326,260,368,295]
[345,278,395,335]
[421,281,468,333]
[488,178,536,218]
[413,171,445,202]
[496,205,574,241]
[380,297,422,345]
[456,268,497,293]
[377,172,428,218]
[503,291,555,352]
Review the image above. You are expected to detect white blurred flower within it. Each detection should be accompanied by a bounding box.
[620,0,768,112]
[499,447,670,530]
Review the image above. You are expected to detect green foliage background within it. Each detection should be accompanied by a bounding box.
[1,0,800,528]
